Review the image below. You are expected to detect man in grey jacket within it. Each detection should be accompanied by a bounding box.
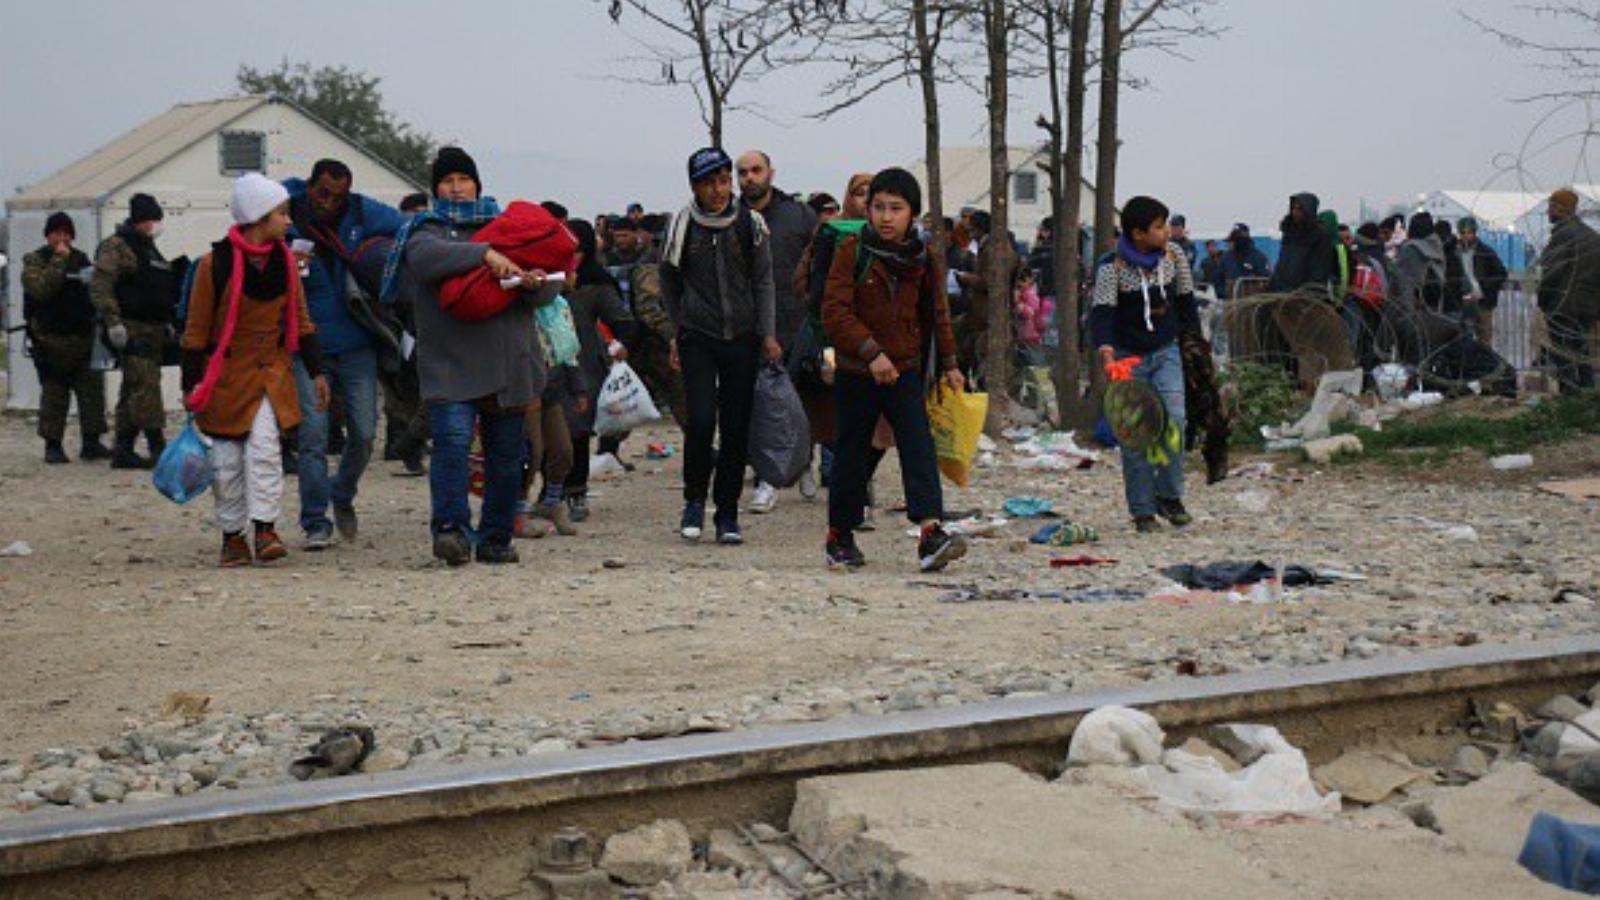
[388,146,560,566]
[737,149,819,512]
[662,147,781,545]
[1538,188,1600,390]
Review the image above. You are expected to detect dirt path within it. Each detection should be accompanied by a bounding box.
[1,409,1596,808]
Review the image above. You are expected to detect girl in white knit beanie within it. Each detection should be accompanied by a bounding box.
[179,174,330,566]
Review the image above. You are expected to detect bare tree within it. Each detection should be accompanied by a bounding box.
[599,0,826,146]
[981,0,1019,432]
[1465,3,1600,102]
[1020,0,1095,427]
[1089,0,1218,254]
[809,1,980,258]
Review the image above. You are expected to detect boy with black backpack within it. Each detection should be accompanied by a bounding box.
[661,147,782,545]
[821,168,966,573]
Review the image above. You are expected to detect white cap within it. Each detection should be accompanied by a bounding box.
[230,173,290,225]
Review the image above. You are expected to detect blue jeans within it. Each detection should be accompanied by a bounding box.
[1117,341,1186,518]
[428,400,525,547]
[294,347,377,532]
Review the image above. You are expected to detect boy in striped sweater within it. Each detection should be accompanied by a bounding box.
[1089,196,1200,533]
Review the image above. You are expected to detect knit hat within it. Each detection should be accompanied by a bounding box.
[431,146,481,196]
[1458,216,1479,233]
[43,211,75,238]
[1171,214,1187,227]
[869,168,922,217]
[1550,188,1581,219]
[687,147,732,183]
[128,193,163,224]
[230,173,290,225]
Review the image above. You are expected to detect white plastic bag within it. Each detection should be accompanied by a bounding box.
[1066,705,1166,767]
[593,362,661,438]
[1144,745,1341,815]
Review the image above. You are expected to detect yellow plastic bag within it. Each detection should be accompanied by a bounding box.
[926,388,989,487]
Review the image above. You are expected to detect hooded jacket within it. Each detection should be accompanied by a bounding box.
[1267,193,1336,292]
[1538,214,1600,322]
[1395,232,1446,309]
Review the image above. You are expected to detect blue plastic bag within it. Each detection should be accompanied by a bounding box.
[1520,811,1600,893]
[152,417,214,504]
[535,296,581,366]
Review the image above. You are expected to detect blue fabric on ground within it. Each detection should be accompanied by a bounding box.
[1520,811,1600,893]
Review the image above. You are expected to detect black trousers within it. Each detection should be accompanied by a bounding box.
[680,331,760,513]
[828,370,943,532]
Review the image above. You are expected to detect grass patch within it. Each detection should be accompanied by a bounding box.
[1219,362,1303,447]
[1359,392,1600,458]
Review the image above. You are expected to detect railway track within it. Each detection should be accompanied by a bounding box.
[3,635,1598,899]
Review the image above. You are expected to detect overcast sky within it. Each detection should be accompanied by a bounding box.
[0,0,1589,235]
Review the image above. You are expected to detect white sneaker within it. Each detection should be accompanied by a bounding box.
[798,469,818,500]
[750,482,778,514]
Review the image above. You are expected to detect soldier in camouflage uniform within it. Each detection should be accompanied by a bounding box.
[90,193,174,469]
[625,262,687,430]
[21,212,110,464]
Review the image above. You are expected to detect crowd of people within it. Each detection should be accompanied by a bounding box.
[19,146,973,573]
[18,146,1600,571]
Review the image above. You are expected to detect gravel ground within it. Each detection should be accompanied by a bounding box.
[1,401,1597,816]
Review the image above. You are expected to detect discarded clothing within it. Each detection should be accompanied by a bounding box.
[1003,496,1056,518]
[1030,522,1100,546]
[1160,560,1329,591]
[1520,811,1600,894]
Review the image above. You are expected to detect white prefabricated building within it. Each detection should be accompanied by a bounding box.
[4,94,420,411]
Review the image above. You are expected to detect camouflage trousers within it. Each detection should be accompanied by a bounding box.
[31,332,107,442]
[115,321,167,434]
[378,355,429,449]
[634,338,688,431]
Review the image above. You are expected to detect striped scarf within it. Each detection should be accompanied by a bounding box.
[380,196,503,303]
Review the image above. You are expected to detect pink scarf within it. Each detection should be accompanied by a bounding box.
[184,226,302,413]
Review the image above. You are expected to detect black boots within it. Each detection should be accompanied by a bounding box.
[110,430,152,470]
[80,436,111,461]
[44,440,69,465]
[144,429,166,462]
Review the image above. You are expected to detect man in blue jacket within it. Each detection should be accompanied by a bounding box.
[285,159,405,549]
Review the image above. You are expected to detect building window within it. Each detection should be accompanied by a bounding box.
[218,131,266,175]
[1013,171,1038,205]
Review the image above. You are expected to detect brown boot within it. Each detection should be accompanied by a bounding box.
[254,527,288,563]
[220,533,252,568]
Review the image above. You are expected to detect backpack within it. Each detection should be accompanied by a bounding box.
[1351,256,1387,310]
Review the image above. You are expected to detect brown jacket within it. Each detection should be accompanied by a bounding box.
[821,234,957,377]
[180,251,316,440]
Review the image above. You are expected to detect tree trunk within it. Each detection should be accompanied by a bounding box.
[913,0,947,260]
[1056,0,1092,428]
[982,0,1015,434]
[1092,0,1121,255]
